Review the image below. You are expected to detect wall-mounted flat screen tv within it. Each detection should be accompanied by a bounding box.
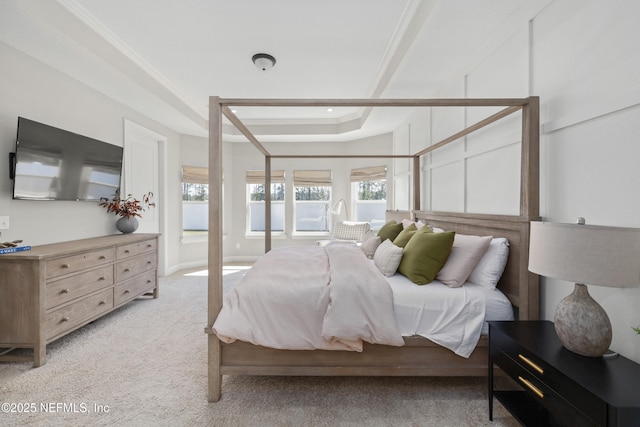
[11,117,123,201]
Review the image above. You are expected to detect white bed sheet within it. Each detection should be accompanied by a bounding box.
[384,271,514,341]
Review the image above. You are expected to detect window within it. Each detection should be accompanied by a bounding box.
[293,170,331,233]
[182,166,209,236]
[247,170,285,233]
[351,165,387,230]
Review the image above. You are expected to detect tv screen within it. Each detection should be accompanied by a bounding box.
[12,117,123,201]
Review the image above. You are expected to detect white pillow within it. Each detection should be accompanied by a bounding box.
[437,234,493,287]
[373,239,403,277]
[467,237,510,289]
[361,234,381,259]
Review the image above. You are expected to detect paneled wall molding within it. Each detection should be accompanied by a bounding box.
[542,99,640,134]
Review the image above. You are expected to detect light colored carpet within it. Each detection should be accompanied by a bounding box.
[0,267,518,426]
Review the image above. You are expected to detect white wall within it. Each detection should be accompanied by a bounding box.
[0,41,191,276]
[393,0,640,362]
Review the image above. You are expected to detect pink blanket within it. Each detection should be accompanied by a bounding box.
[213,244,404,351]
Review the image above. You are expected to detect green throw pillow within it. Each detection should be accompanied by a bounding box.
[377,221,404,242]
[392,223,419,248]
[398,229,455,285]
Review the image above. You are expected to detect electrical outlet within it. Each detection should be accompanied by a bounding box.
[0,216,9,230]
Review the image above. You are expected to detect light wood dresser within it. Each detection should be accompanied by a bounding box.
[0,233,160,366]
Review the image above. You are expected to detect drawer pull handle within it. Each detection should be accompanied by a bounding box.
[99,300,106,305]
[147,261,152,264]
[98,276,105,281]
[99,255,106,260]
[518,354,544,374]
[518,376,544,399]
[147,244,152,247]
[124,250,130,253]
[124,290,130,294]
[146,280,152,283]
[61,316,70,322]
[124,268,130,272]
[61,263,70,269]
[61,288,70,294]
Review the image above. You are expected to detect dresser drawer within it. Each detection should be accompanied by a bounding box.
[494,349,604,426]
[46,248,115,279]
[115,252,156,282]
[45,288,114,340]
[114,270,156,306]
[117,239,157,260]
[46,265,114,309]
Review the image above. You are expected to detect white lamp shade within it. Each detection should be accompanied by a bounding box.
[528,221,640,288]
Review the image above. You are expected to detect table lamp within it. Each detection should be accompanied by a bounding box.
[528,219,640,358]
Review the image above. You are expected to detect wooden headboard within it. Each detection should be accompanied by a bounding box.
[414,210,540,320]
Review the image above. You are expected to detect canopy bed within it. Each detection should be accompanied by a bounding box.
[205,97,540,402]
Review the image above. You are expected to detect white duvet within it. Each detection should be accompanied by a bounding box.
[213,244,405,351]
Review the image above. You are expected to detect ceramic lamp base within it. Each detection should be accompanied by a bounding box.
[554,283,612,357]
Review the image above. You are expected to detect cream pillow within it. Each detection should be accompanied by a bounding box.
[361,234,381,259]
[436,234,493,287]
[373,239,403,277]
[467,237,510,289]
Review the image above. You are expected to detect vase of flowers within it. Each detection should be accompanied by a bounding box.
[99,191,155,234]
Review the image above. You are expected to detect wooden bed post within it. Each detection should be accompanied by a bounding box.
[207,96,223,402]
[265,156,272,253]
[519,95,541,320]
[413,156,421,211]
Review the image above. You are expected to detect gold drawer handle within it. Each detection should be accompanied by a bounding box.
[61,263,70,269]
[61,288,70,294]
[61,316,70,322]
[124,290,130,294]
[99,300,106,305]
[98,276,105,281]
[518,354,544,374]
[146,280,152,284]
[518,376,544,399]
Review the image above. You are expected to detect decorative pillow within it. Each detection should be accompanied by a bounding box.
[467,237,510,289]
[332,221,371,242]
[402,219,426,229]
[397,228,455,285]
[392,223,419,248]
[436,234,493,288]
[373,239,403,277]
[360,234,381,259]
[377,221,404,242]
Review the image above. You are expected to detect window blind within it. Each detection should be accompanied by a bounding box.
[246,170,285,184]
[350,165,387,182]
[293,170,331,187]
[182,166,208,184]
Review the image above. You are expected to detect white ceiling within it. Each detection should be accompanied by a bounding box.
[0,0,547,142]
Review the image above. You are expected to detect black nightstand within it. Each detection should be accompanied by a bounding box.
[489,321,640,427]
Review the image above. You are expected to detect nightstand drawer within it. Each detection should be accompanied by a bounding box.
[493,334,606,425]
[494,349,602,426]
